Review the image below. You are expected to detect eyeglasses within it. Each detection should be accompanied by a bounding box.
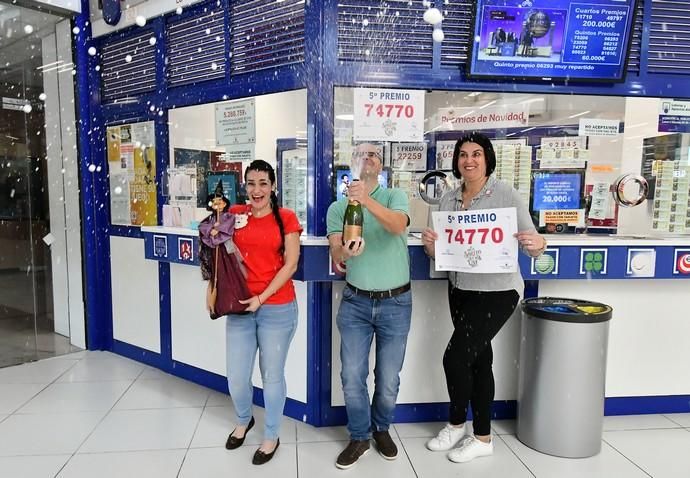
[354,151,381,159]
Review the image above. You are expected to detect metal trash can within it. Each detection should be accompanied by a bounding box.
[517,297,612,458]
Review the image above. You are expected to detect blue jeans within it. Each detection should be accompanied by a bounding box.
[336,287,412,440]
[226,301,297,440]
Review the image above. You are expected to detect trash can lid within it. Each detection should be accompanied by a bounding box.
[521,297,612,323]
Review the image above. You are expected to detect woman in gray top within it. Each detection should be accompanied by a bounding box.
[421,133,546,464]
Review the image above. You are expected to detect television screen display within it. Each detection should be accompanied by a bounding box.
[335,167,391,201]
[531,170,584,211]
[468,0,638,82]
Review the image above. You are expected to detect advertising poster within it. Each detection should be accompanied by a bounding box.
[107,121,157,226]
[432,207,518,273]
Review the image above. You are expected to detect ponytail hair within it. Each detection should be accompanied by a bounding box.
[270,190,286,255]
[245,159,285,255]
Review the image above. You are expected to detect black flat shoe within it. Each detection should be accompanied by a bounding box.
[225,416,255,450]
[252,438,280,465]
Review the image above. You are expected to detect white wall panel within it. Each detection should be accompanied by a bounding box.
[330,281,523,406]
[170,263,226,375]
[110,237,160,352]
[170,265,308,403]
[332,278,690,406]
[538,280,690,397]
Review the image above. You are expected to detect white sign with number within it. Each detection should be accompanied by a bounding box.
[215,98,255,146]
[432,207,518,273]
[436,140,456,170]
[353,88,425,142]
[391,143,427,170]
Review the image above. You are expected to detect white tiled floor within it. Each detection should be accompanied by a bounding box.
[0,351,688,478]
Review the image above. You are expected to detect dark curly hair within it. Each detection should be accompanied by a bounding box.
[451,132,496,179]
[244,160,286,255]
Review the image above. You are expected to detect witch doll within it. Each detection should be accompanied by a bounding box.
[199,181,251,319]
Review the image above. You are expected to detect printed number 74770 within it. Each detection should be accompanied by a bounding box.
[444,227,504,244]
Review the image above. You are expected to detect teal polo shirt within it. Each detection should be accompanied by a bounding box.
[326,185,410,291]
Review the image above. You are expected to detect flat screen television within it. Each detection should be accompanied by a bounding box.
[468,0,639,82]
[334,166,392,201]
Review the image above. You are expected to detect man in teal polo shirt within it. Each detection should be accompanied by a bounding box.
[326,142,412,470]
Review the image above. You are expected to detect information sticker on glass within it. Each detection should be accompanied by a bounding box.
[390,142,427,170]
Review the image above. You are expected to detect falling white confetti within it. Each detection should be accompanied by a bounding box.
[362,19,369,27]
[176,7,183,14]
[88,46,97,56]
[43,233,56,246]
[114,186,123,194]
[433,28,444,42]
[73,26,80,34]
[39,93,47,101]
[22,104,32,113]
[149,37,157,46]
[211,62,218,70]
[423,8,443,25]
[24,25,34,35]
[135,16,147,27]
[88,164,96,172]
[125,55,132,62]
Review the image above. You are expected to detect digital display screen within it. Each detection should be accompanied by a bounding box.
[335,168,390,201]
[468,0,637,81]
[532,172,583,210]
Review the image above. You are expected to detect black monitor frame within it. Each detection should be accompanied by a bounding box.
[465,0,640,84]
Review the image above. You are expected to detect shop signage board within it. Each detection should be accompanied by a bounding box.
[2,97,26,111]
[658,99,690,133]
[435,105,529,131]
[579,118,620,136]
[431,207,518,273]
[215,99,256,146]
[353,88,425,142]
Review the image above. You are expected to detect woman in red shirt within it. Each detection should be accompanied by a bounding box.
[222,160,302,465]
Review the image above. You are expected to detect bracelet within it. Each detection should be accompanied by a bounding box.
[257,295,263,305]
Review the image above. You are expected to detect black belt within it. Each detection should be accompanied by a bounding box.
[346,282,411,300]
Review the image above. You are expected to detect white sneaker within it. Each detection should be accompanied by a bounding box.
[425,423,466,451]
[447,435,493,463]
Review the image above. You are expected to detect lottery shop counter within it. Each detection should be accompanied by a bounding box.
[137,225,690,425]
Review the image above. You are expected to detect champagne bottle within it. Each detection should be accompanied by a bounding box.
[342,199,363,243]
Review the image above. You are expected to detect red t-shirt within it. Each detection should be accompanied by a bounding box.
[230,205,302,304]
